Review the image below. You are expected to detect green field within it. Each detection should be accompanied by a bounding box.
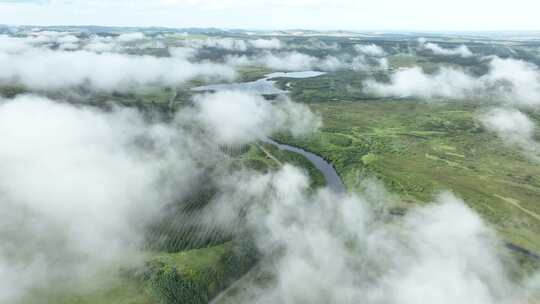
[273,99,540,253]
[3,29,540,303]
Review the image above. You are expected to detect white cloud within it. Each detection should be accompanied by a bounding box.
[0,35,32,53]
[57,34,80,44]
[0,47,237,91]
[116,32,145,42]
[364,57,540,106]
[0,89,322,301]
[192,91,321,145]
[250,38,283,49]
[83,40,117,52]
[479,108,540,161]
[364,66,481,99]
[227,51,385,72]
[190,37,249,51]
[484,56,540,105]
[211,165,534,304]
[58,42,78,50]
[0,95,199,302]
[422,42,473,57]
[354,44,386,56]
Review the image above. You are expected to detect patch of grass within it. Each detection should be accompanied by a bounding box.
[145,241,257,304]
[274,100,540,253]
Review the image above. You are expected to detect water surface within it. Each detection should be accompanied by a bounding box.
[192,70,326,94]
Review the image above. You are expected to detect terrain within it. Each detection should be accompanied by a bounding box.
[0,26,539,303]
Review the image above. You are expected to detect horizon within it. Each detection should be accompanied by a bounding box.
[1,0,539,32]
[4,24,540,37]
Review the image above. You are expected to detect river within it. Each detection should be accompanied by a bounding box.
[191,71,326,94]
[192,71,345,193]
[263,138,345,194]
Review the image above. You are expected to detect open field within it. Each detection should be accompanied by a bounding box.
[274,99,540,253]
[1,26,540,303]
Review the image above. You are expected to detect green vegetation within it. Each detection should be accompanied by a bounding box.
[274,100,540,253]
[0,84,27,98]
[25,241,257,304]
[6,30,540,303]
[145,241,257,304]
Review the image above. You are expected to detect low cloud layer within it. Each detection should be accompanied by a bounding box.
[0,95,195,302]
[212,166,539,304]
[193,91,321,145]
[479,108,540,161]
[422,42,473,58]
[1,29,539,304]
[364,56,540,106]
[355,43,386,56]
[250,38,283,49]
[0,91,320,302]
[227,51,387,72]
[0,47,236,91]
[187,37,284,51]
[365,66,480,99]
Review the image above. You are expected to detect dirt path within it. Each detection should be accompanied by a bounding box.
[495,194,540,222]
[256,143,282,166]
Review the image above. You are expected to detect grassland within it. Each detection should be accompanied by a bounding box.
[5,32,540,302]
[273,99,540,254]
[15,140,322,304]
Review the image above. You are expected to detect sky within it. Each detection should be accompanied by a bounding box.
[0,0,539,31]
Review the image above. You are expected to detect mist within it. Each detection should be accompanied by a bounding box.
[355,44,386,57]
[0,95,194,302]
[192,91,321,145]
[479,108,540,162]
[0,46,237,91]
[227,51,387,72]
[0,90,320,302]
[211,166,539,304]
[1,28,539,304]
[364,56,540,106]
[418,39,473,57]
[186,37,284,51]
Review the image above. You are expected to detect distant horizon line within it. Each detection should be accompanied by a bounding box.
[2,24,540,35]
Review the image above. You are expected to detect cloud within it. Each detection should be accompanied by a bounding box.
[0,35,32,53]
[190,37,249,51]
[0,31,166,54]
[483,56,540,106]
[0,32,79,53]
[116,32,146,42]
[83,40,117,52]
[227,51,386,72]
[210,166,535,304]
[364,66,481,99]
[0,91,537,303]
[422,41,473,57]
[479,108,540,161]
[192,91,321,145]
[184,37,283,51]
[364,56,540,106]
[354,43,386,56]
[80,33,166,53]
[56,34,79,44]
[258,52,318,70]
[250,38,283,49]
[0,89,321,301]
[0,46,237,91]
[0,95,199,302]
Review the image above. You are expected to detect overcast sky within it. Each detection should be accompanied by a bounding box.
[0,0,539,31]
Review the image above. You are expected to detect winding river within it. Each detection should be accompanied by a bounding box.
[193,71,345,193]
[201,70,539,304]
[263,138,346,194]
[192,71,326,94]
